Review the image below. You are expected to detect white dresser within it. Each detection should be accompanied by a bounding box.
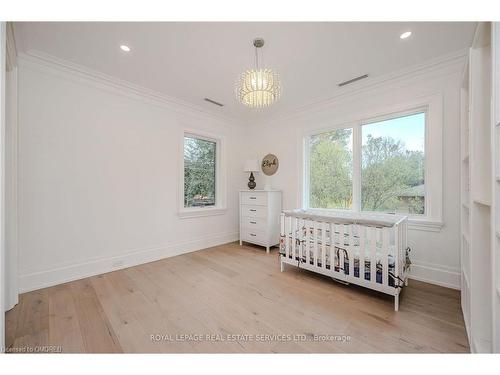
[239,190,282,253]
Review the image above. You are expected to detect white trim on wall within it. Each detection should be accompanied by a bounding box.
[17,50,242,127]
[19,231,238,293]
[258,48,467,127]
[18,48,467,129]
[409,261,461,290]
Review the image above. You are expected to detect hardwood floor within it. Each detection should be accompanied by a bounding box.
[5,242,470,353]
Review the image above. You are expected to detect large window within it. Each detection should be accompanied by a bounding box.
[306,109,427,216]
[309,129,353,209]
[361,112,425,214]
[183,134,217,208]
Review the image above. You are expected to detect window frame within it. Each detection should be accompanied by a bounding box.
[301,94,443,231]
[359,107,428,216]
[178,128,227,218]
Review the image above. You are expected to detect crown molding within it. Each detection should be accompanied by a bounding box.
[251,48,469,127]
[16,46,468,128]
[17,49,244,127]
[6,22,17,71]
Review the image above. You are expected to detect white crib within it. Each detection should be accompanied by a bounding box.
[279,209,410,311]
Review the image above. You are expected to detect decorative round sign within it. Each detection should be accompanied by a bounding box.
[261,154,279,176]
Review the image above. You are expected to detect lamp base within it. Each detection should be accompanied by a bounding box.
[248,172,256,190]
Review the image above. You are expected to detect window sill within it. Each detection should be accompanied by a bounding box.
[178,207,227,219]
[408,218,444,232]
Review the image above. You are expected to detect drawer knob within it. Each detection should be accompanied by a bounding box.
[250,221,257,224]
[249,197,257,199]
[250,233,256,237]
[250,209,256,212]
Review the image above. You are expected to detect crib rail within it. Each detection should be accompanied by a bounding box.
[279,211,409,311]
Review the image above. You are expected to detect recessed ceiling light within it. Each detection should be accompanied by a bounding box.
[120,44,131,52]
[400,31,412,40]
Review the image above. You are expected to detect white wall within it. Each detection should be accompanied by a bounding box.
[16,56,246,292]
[244,53,466,289]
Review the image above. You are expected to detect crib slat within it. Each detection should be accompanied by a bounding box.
[298,218,303,262]
[329,222,335,274]
[370,227,377,284]
[403,224,406,275]
[382,227,389,287]
[359,225,365,280]
[313,221,318,266]
[321,222,327,270]
[285,215,290,259]
[280,213,286,256]
[292,217,296,260]
[348,225,354,278]
[339,223,345,274]
[305,219,310,265]
[403,221,407,279]
[394,224,400,288]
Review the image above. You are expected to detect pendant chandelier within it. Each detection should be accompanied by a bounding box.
[235,38,282,108]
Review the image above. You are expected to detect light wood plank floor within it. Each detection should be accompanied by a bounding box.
[5,242,470,353]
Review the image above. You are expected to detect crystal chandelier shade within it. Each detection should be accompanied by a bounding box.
[236,69,281,108]
[235,38,282,108]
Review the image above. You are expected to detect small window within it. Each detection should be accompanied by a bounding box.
[308,128,353,209]
[361,112,425,214]
[183,135,216,208]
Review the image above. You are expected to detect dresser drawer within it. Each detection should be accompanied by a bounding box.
[241,229,267,244]
[241,192,267,206]
[241,205,267,218]
[241,216,267,231]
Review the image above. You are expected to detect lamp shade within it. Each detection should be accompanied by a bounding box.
[243,159,260,172]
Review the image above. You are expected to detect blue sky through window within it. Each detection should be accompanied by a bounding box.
[362,112,425,152]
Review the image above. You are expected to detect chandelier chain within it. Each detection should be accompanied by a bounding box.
[255,45,259,70]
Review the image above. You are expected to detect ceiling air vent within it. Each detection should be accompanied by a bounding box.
[338,74,369,87]
[204,98,224,107]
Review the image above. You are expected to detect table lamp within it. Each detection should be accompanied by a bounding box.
[243,159,260,190]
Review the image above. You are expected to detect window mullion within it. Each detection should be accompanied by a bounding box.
[352,124,362,212]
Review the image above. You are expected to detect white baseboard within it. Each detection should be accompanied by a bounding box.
[19,234,461,293]
[408,261,461,290]
[19,231,238,293]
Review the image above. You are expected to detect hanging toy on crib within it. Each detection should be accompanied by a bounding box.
[405,246,412,270]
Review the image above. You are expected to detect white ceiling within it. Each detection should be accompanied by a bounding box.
[13,22,476,123]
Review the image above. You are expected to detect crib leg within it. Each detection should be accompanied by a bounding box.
[405,278,409,287]
[280,259,284,272]
[239,240,242,246]
[394,294,399,312]
[266,246,270,254]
